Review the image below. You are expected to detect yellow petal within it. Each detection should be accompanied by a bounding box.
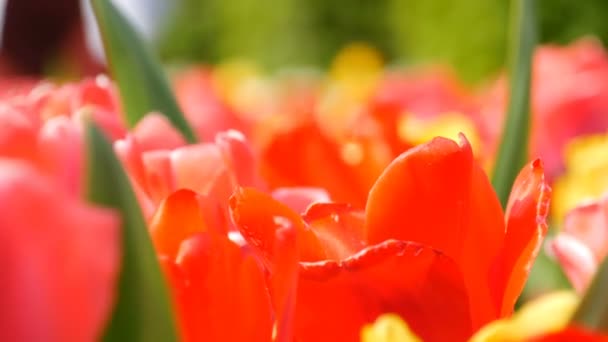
[552,133,608,225]
[469,290,579,342]
[398,112,482,154]
[361,314,422,342]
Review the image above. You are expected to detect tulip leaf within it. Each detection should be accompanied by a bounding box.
[91,0,197,143]
[572,255,608,330]
[85,122,179,342]
[491,0,537,208]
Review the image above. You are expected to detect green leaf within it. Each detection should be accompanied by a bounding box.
[572,253,608,330]
[491,0,537,208]
[85,122,179,342]
[91,0,197,143]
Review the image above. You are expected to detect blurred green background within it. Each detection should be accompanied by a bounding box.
[160,0,608,83]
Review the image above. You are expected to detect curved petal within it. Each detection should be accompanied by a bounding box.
[170,144,234,199]
[303,203,367,261]
[132,113,186,152]
[150,189,207,259]
[562,197,608,262]
[496,159,551,315]
[172,232,272,342]
[365,135,505,327]
[0,159,119,341]
[261,122,369,207]
[229,187,327,263]
[295,240,472,342]
[550,234,597,293]
[215,129,262,189]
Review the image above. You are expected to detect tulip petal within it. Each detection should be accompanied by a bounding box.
[562,198,608,263]
[365,135,505,327]
[296,240,472,342]
[270,226,299,342]
[0,159,119,341]
[150,189,207,259]
[229,187,327,263]
[215,129,261,189]
[262,122,369,207]
[498,159,551,315]
[550,235,597,293]
[132,113,186,152]
[303,203,367,261]
[173,232,273,342]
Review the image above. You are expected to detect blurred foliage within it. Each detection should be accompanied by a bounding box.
[159,0,607,83]
[160,0,608,83]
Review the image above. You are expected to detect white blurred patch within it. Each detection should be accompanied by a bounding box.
[80,0,175,64]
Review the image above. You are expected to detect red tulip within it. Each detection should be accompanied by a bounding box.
[114,113,261,219]
[150,189,298,342]
[0,160,119,341]
[0,101,119,341]
[230,135,550,341]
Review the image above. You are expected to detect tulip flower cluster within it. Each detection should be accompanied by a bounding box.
[4,1,608,339]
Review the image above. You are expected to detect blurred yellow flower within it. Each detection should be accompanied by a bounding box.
[317,43,384,138]
[329,42,384,100]
[361,314,422,342]
[469,290,579,342]
[553,133,608,225]
[398,112,482,156]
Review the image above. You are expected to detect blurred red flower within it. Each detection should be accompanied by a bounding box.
[480,38,608,180]
[0,99,119,341]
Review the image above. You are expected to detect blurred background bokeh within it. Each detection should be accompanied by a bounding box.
[2,0,608,84]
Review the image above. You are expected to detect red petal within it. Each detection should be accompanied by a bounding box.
[37,116,83,196]
[496,159,551,316]
[0,160,119,341]
[173,232,272,342]
[270,226,299,342]
[150,189,207,259]
[215,129,262,189]
[365,135,505,327]
[132,113,186,152]
[229,187,327,263]
[295,240,472,342]
[0,105,37,160]
[303,202,367,261]
[261,122,370,207]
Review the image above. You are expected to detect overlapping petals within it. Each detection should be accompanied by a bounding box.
[150,189,297,342]
[229,134,551,341]
[115,114,261,219]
